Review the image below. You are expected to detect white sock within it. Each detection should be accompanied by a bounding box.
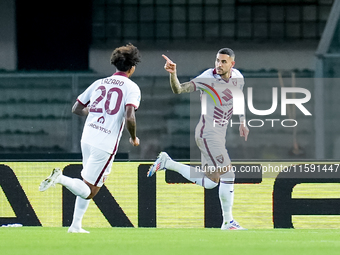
[57,175,91,199]
[70,196,90,230]
[219,181,234,224]
[165,160,218,189]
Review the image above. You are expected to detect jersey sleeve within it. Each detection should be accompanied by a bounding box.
[190,69,214,92]
[77,80,99,106]
[238,76,246,121]
[233,69,245,91]
[126,84,141,110]
[238,77,245,91]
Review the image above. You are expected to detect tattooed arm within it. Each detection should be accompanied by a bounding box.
[162,54,195,94]
[169,75,195,94]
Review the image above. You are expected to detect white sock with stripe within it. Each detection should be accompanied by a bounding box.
[57,175,91,199]
[165,159,218,189]
[219,177,235,224]
[70,196,90,230]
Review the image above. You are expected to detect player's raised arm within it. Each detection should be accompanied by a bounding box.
[162,54,195,94]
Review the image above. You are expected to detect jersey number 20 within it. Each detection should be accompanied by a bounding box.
[89,86,123,115]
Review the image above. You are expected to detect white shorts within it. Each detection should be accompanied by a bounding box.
[196,136,231,170]
[81,142,115,187]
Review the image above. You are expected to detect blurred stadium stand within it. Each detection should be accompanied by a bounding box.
[92,0,331,43]
[0,71,315,160]
[0,0,338,160]
[315,0,340,159]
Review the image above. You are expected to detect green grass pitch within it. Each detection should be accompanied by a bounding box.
[1,227,340,255]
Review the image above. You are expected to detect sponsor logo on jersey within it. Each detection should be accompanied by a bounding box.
[88,123,111,134]
[97,116,105,124]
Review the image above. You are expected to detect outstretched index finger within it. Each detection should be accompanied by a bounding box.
[162,54,173,63]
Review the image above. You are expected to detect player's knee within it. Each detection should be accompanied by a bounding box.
[86,189,99,199]
[84,183,101,199]
[219,165,235,183]
[202,176,218,189]
[86,193,94,199]
[205,170,219,184]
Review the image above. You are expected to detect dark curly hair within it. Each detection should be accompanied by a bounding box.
[110,43,141,72]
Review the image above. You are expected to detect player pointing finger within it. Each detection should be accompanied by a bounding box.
[162,54,176,74]
[150,48,248,231]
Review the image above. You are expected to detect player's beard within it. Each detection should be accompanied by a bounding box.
[217,68,231,80]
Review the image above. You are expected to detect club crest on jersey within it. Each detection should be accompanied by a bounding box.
[232,79,237,86]
[216,155,224,164]
[97,116,105,124]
